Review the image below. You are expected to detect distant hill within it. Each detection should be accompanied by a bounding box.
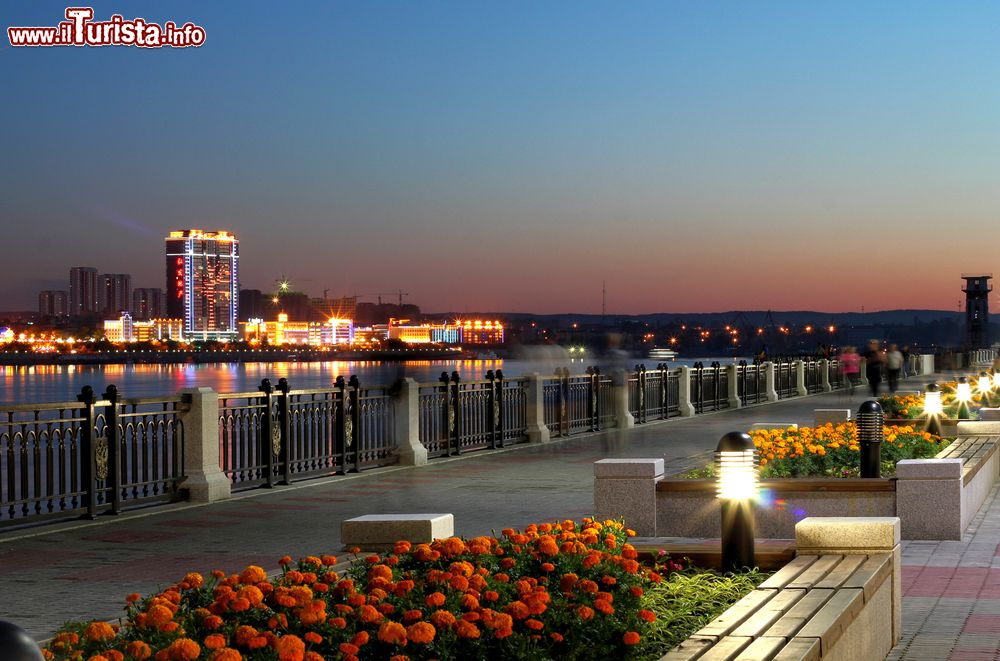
[432,309,972,326]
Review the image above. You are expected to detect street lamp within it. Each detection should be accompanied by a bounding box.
[979,372,994,407]
[0,620,43,660]
[716,431,757,572]
[923,383,943,437]
[857,400,884,478]
[956,376,972,420]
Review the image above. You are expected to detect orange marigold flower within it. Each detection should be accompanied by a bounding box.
[304,654,323,661]
[238,586,264,607]
[394,540,412,554]
[86,656,109,661]
[378,621,408,646]
[358,604,383,624]
[145,605,174,628]
[455,620,480,639]
[338,644,359,655]
[460,594,479,611]
[430,610,457,628]
[212,650,243,661]
[278,556,293,566]
[623,631,641,645]
[525,619,544,631]
[425,592,446,608]
[84,621,116,643]
[240,566,267,585]
[351,631,369,646]
[166,638,201,661]
[303,632,322,645]
[576,606,595,621]
[406,622,436,644]
[126,593,142,604]
[276,635,306,661]
[537,536,559,556]
[595,599,614,615]
[183,572,205,589]
[125,641,152,660]
[234,625,259,647]
[639,609,656,622]
[328,617,347,629]
[204,634,227,649]
[106,651,124,661]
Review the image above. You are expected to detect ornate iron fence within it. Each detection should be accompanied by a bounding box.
[629,364,681,422]
[542,368,606,437]
[774,359,797,399]
[828,359,843,389]
[690,362,729,413]
[736,360,766,406]
[1,386,185,528]
[803,360,824,394]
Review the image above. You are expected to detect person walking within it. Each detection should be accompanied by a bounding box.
[886,344,903,393]
[862,339,884,397]
[841,346,860,395]
[901,345,911,378]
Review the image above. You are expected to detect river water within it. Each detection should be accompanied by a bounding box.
[0,355,746,405]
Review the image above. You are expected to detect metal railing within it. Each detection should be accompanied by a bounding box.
[774,359,798,399]
[690,362,729,413]
[628,364,681,423]
[416,371,528,458]
[736,361,766,406]
[827,359,844,389]
[803,360,824,394]
[543,368,606,437]
[1,386,185,528]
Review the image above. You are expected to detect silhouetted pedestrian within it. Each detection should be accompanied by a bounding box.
[886,344,903,393]
[862,339,883,397]
[841,346,860,395]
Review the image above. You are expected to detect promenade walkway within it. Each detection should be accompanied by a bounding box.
[0,372,991,660]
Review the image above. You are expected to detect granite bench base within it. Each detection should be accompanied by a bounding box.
[341,513,455,551]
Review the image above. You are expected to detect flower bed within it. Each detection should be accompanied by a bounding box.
[683,423,947,479]
[879,382,993,419]
[43,518,763,661]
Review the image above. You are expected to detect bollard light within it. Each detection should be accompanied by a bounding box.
[856,400,884,478]
[979,372,992,393]
[956,376,972,419]
[0,620,44,661]
[923,383,943,436]
[993,371,1000,390]
[716,431,757,572]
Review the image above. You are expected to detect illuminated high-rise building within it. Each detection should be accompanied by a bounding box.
[132,288,165,320]
[99,273,132,315]
[165,229,239,341]
[38,290,70,317]
[69,266,99,316]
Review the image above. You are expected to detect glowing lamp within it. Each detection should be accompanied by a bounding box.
[979,372,992,394]
[716,431,757,571]
[956,377,972,402]
[856,400,884,478]
[993,372,1000,390]
[923,383,943,416]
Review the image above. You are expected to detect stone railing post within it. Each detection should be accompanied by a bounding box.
[920,354,935,375]
[612,369,635,429]
[794,360,808,396]
[393,378,427,466]
[763,361,778,402]
[796,517,902,645]
[178,387,231,503]
[525,373,550,443]
[593,458,663,537]
[677,366,697,417]
[820,359,832,391]
[725,364,741,409]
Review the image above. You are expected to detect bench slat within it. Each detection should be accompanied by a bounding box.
[786,555,844,590]
[795,587,864,654]
[813,555,867,589]
[772,637,821,661]
[840,553,892,602]
[659,635,715,661]
[695,589,777,638]
[697,636,752,661]
[758,555,819,590]
[731,588,806,638]
[763,588,835,639]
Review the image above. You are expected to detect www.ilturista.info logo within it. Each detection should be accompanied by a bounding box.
[8,7,205,48]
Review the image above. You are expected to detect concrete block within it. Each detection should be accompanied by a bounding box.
[342,513,454,551]
[593,458,664,478]
[979,408,1000,421]
[795,517,899,553]
[896,475,962,540]
[895,458,963,479]
[958,421,1000,436]
[815,409,851,426]
[751,423,798,431]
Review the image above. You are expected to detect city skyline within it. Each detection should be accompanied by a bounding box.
[4,2,1000,313]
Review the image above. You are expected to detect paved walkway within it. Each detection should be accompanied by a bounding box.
[0,371,984,660]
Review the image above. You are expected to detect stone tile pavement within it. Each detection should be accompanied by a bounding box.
[0,370,984,658]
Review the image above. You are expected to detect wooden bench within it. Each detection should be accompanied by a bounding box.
[661,553,893,660]
[936,435,1000,487]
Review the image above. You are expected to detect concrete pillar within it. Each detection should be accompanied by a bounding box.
[393,378,427,466]
[725,364,741,409]
[795,517,902,645]
[178,388,231,503]
[525,373,550,443]
[820,359,832,392]
[895,459,962,540]
[593,458,663,537]
[677,366,697,417]
[612,369,635,429]
[763,361,778,402]
[794,360,808,396]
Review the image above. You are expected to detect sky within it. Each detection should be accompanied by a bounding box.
[2,1,1000,315]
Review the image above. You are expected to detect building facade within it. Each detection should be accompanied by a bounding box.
[963,273,993,349]
[132,288,165,320]
[165,230,240,341]
[104,312,134,343]
[38,290,70,317]
[69,267,99,316]
[99,273,132,316]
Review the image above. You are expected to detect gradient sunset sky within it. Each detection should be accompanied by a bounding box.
[2,1,999,314]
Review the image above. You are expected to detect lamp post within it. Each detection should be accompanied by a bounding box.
[0,620,44,661]
[923,383,943,437]
[980,372,994,408]
[716,431,758,572]
[857,400,884,478]
[956,376,972,420]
